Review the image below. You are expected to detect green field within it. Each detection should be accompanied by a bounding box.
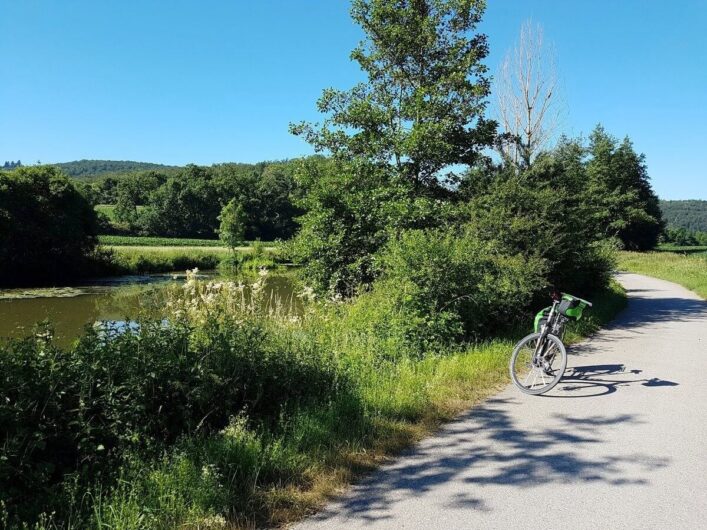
[95,204,123,221]
[619,250,707,299]
[98,235,277,249]
[99,234,226,247]
[656,244,707,255]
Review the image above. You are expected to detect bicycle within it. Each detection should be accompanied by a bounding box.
[510,291,592,395]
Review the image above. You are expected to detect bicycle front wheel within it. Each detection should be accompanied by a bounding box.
[510,332,567,395]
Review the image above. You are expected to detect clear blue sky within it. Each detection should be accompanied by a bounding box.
[1,0,705,199]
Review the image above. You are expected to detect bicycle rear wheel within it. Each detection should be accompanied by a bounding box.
[510,332,567,395]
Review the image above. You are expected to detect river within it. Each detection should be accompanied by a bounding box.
[0,271,299,347]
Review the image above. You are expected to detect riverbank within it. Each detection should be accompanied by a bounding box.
[618,250,707,299]
[0,274,626,528]
[93,242,281,276]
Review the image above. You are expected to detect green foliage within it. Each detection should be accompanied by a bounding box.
[661,226,707,246]
[378,228,545,341]
[291,0,496,186]
[462,155,617,293]
[219,253,276,273]
[1,271,626,527]
[113,171,165,229]
[0,308,340,523]
[0,166,98,286]
[660,200,707,232]
[218,198,247,251]
[94,247,225,275]
[289,0,497,294]
[586,126,663,250]
[286,158,445,295]
[139,166,222,238]
[86,161,303,241]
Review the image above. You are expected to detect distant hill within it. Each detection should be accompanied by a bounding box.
[660,200,707,232]
[54,159,180,180]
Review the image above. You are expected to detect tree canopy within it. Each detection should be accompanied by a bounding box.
[0,166,98,285]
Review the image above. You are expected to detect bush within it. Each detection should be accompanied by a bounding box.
[464,169,616,296]
[285,158,456,296]
[377,228,546,341]
[0,166,98,286]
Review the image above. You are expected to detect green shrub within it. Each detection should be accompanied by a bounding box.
[218,251,276,272]
[464,171,617,296]
[377,228,546,340]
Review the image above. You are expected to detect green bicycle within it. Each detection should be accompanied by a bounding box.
[510,292,592,395]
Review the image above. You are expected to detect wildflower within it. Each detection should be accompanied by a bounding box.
[299,286,316,302]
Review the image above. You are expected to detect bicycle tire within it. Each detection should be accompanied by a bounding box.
[510,332,567,395]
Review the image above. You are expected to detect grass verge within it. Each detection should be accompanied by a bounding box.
[247,279,628,527]
[92,243,282,276]
[618,250,707,299]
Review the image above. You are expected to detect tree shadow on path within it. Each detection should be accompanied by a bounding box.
[309,398,669,524]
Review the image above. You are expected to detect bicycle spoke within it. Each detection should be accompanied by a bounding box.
[511,333,567,394]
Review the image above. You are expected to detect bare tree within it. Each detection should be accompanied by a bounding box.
[496,21,562,169]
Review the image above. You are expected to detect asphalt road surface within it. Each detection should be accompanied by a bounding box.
[296,273,707,530]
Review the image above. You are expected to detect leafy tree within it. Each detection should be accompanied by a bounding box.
[254,162,302,240]
[140,167,221,238]
[113,171,165,229]
[586,126,663,250]
[463,152,615,294]
[218,198,247,251]
[661,226,707,246]
[289,0,497,293]
[0,166,98,286]
[94,177,120,204]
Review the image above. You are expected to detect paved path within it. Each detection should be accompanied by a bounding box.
[296,273,707,529]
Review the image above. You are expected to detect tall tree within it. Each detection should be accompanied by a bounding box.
[289,0,497,294]
[587,125,663,250]
[496,21,561,169]
[218,198,247,252]
[291,0,496,191]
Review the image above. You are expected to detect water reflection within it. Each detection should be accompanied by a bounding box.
[0,271,299,347]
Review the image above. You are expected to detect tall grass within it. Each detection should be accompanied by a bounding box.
[0,270,626,528]
[94,246,225,275]
[618,251,707,299]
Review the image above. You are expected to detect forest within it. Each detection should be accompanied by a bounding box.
[660,199,707,231]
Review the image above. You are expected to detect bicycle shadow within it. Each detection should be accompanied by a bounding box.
[547,363,679,398]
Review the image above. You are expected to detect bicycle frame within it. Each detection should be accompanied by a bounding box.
[533,300,558,362]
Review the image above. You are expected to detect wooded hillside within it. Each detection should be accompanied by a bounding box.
[660,200,707,231]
